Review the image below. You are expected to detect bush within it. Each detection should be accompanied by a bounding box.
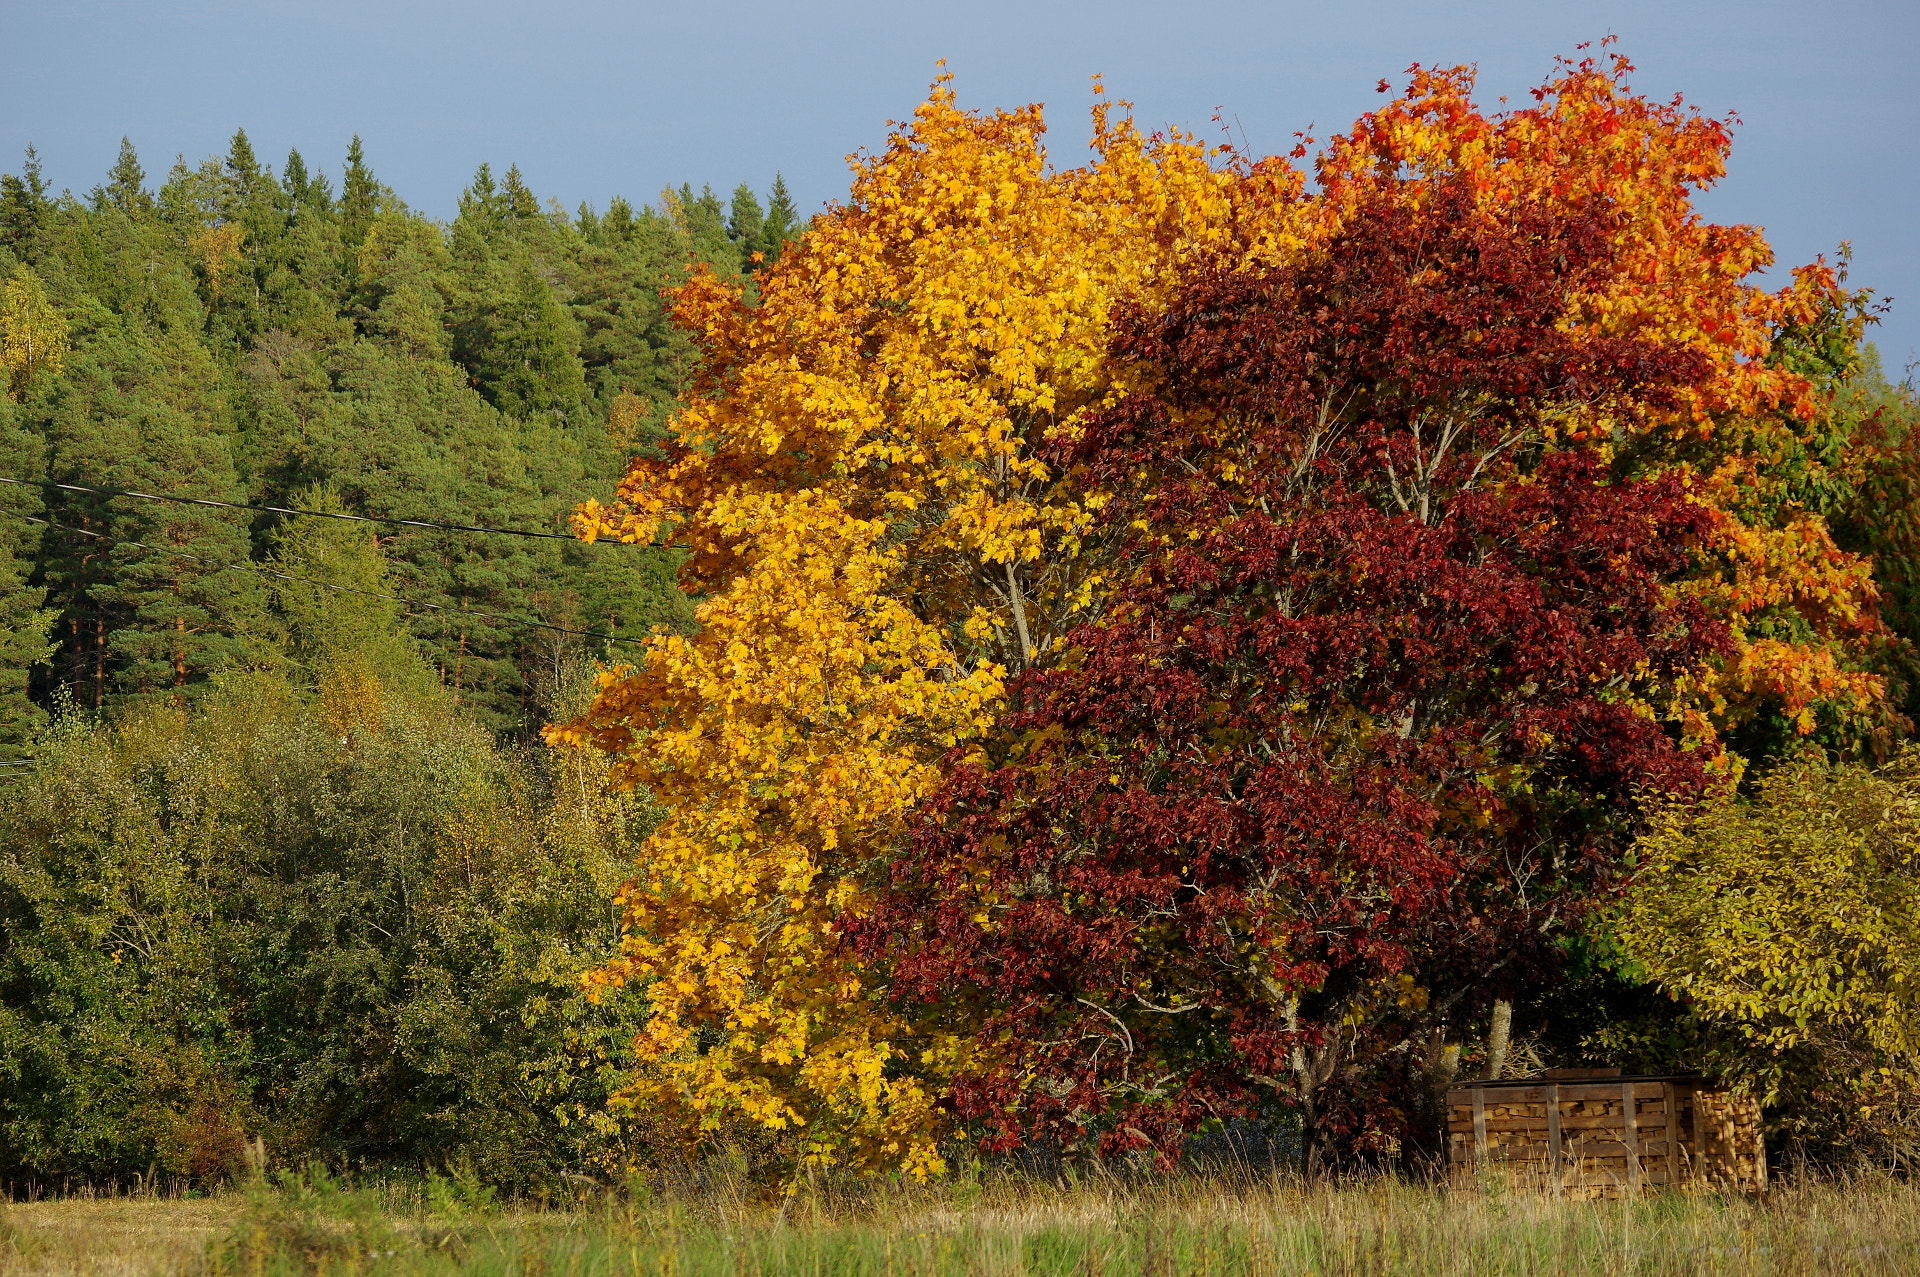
[0,518,658,1190]
[1610,751,1920,1165]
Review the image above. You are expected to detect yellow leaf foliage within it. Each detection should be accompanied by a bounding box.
[1,265,69,401]
[1619,752,1920,1083]
[548,78,1282,1174]
[190,222,246,300]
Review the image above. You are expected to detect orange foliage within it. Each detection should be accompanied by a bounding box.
[1318,42,1889,743]
[558,50,1898,1177]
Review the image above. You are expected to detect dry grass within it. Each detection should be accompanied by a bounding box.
[5,1169,1919,1276]
[0,1196,240,1277]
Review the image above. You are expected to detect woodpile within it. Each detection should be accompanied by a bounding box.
[1446,1068,1765,1198]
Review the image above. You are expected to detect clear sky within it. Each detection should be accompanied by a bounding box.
[4,0,1916,369]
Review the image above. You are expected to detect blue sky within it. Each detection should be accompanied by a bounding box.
[5,0,1915,369]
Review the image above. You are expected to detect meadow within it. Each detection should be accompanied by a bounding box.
[5,1167,1920,1277]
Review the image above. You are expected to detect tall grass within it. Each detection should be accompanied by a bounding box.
[8,1164,1919,1276]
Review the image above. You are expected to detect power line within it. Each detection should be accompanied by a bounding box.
[0,475,625,544]
[15,513,643,648]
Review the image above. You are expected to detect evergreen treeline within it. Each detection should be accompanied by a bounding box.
[0,135,797,1187]
[0,132,801,738]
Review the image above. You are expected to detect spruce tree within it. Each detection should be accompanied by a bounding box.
[758,172,801,263]
[673,183,740,274]
[502,165,543,227]
[456,163,508,244]
[0,147,50,262]
[100,138,150,216]
[223,128,264,208]
[727,183,765,254]
[341,135,378,248]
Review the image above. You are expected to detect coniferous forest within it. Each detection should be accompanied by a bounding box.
[0,132,802,1185]
[6,50,1920,1219]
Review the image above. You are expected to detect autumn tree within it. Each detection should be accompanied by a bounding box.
[1,265,68,401]
[551,79,1276,1174]
[1317,45,1895,758]
[859,180,1732,1172]
[557,51,1902,1177]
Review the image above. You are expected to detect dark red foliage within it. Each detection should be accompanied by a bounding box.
[848,182,1731,1173]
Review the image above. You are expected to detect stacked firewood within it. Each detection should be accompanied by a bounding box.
[1446,1069,1766,1198]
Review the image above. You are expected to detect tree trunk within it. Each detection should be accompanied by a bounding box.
[1482,997,1513,1081]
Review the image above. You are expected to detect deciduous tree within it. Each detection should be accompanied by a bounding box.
[860,180,1732,1173]
[553,78,1271,1174]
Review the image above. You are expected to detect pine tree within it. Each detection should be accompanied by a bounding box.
[36,269,261,705]
[0,398,53,756]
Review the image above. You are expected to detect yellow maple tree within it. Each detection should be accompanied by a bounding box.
[548,78,1288,1174]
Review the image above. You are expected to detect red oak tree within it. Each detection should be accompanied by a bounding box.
[853,182,1732,1172]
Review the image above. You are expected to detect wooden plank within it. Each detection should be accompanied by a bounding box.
[1545,1082,1563,1198]
[1484,1144,1550,1163]
[1473,1086,1487,1164]
[1567,1170,1672,1188]
[1452,1113,1677,1134]
[1448,1082,1672,1105]
[1659,1081,1675,1185]
[1622,1081,1640,1195]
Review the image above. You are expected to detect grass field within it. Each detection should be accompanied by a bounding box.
[5,1166,1919,1277]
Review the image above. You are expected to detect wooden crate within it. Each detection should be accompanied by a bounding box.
[1446,1069,1765,1198]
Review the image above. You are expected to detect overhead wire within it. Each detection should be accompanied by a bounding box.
[13,512,643,648]
[0,475,626,544]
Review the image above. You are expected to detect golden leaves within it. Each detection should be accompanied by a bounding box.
[0,265,68,401]
[190,222,245,299]
[554,77,1275,1174]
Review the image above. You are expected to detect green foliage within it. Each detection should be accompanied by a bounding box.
[0,399,51,756]
[0,530,660,1188]
[1830,345,1920,722]
[0,137,783,729]
[1611,751,1920,1161]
